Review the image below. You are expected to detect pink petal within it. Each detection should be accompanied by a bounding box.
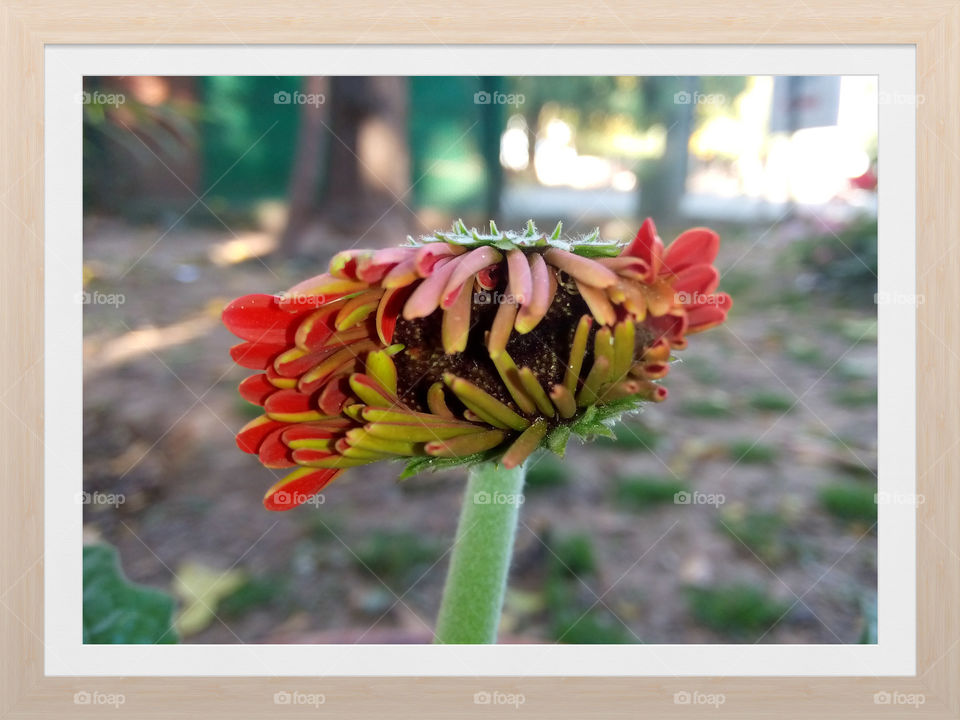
[621,218,664,279]
[506,249,532,305]
[402,256,460,319]
[440,247,503,308]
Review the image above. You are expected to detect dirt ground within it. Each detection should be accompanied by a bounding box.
[82,213,878,645]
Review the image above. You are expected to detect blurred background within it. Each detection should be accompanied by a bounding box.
[82,75,878,645]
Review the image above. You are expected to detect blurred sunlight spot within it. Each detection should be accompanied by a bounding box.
[208,232,277,267]
[85,314,216,373]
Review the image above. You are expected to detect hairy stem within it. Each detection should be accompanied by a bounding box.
[434,461,526,644]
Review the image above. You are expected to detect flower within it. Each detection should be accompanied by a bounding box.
[223,219,731,510]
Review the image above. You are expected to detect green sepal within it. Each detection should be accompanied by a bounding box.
[545,424,572,457]
[398,448,502,480]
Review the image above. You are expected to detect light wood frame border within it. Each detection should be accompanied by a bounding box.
[2,2,957,717]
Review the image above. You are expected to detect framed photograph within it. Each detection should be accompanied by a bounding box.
[3,2,957,717]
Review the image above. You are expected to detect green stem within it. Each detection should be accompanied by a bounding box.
[434,461,526,644]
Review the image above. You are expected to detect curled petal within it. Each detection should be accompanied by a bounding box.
[279,275,369,310]
[263,467,343,511]
[236,415,285,454]
[501,417,548,469]
[506,249,532,305]
[672,264,719,298]
[576,279,617,326]
[621,217,663,280]
[441,282,473,354]
[662,227,719,275]
[222,294,297,344]
[402,256,461,319]
[544,248,618,288]
[515,254,555,334]
[441,246,503,308]
[238,374,277,406]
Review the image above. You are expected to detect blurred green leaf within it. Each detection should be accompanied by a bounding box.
[83,544,178,644]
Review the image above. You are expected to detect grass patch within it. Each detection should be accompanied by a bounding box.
[597,422,660,452]
[747,391,795,413]
[219,576,286,617]
[832,385,877,408]
[354,530,442,586]
[727,439,778,464]
[616,475,687,510]
[686,584,789,638]
[719,510,793,565]
[550,609,632,644]
[785,337,823,365]
[680,392,733,418]
[549,534,597,578]
[525,454,571,490]
[818,482,877,524]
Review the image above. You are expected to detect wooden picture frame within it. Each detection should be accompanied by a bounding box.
[2,2,957,717]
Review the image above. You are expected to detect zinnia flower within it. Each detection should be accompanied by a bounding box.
[223,219,731,510]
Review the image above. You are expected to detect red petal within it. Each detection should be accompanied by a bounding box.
[376,286,412,345]
[236,415,285,454]
[672,264,719,297]
[258,427,296,468]
[238,374,277,406]
[230,341,286,370]
[222,294,296,344]
[318,374,352,415]
[264,389,322,422]
[294,305,341,350]
[263,467,342,511]
[663,228,719,275]
[622,218,663,278]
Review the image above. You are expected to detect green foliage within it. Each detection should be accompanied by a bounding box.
[747,391,795,413]
[819,482,877,524]
[680,392,733,418]
[597,422,660,451]
[551,608,632,644]
[83,544,178,644]
[785,216,878,304]
[219,576,286,617]
[727,439,778,464]
[719,510,794,566]
[550,534,597,578]
[354,530,442,586]
[686,584,789,638]
[832,385,878,408]
[616,475,687,509]
[525,453,571,490]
